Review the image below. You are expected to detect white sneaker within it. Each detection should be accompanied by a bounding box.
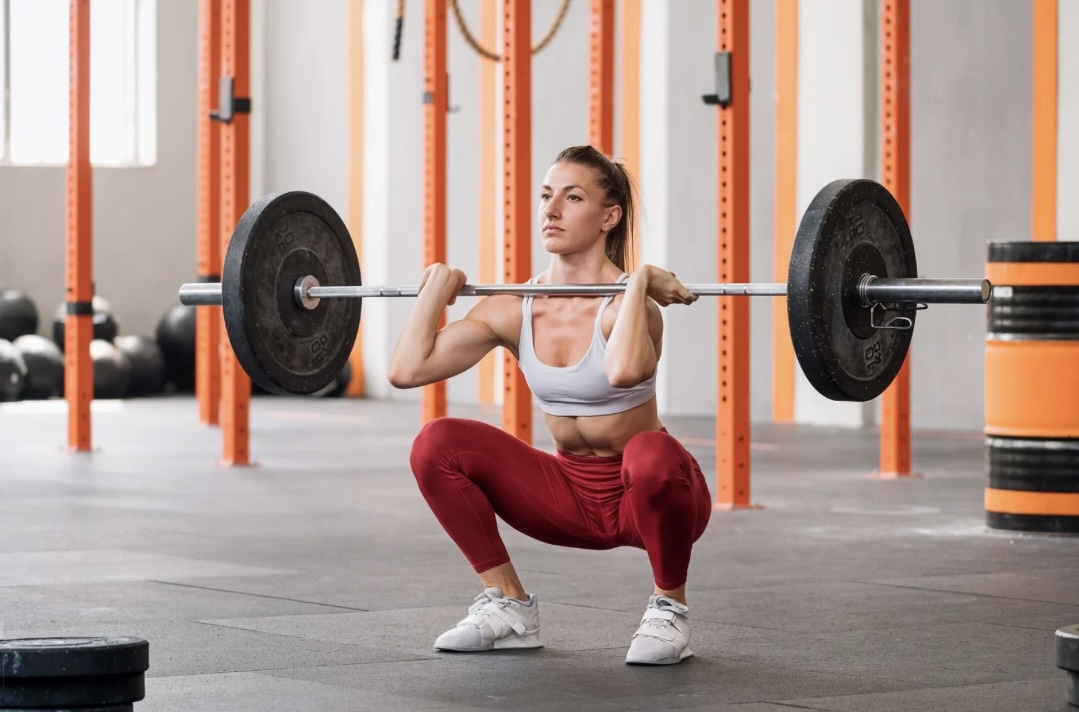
[434,587,543,652]
[625,595,693,665]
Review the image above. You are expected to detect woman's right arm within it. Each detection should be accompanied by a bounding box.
[387,264,507,389]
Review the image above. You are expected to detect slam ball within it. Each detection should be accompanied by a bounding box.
[114,335,167,397]
[91,339,132,399]
[156,304,196,391]
[0,290,38,342]
[0,339,28,401]
[13,334,64,399]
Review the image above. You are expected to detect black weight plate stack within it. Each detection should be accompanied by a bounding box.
[986,436,1079,534]
[985,242,1079,534]
[0,637,148,710]
[1057,625,1079,707]
[787,179,917,402]
[222,192,362,395]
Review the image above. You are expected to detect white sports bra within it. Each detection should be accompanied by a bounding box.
[516,274,657,417]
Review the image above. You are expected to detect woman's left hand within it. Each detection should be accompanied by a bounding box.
[635,265,699,306]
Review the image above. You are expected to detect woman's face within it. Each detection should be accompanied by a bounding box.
[537,162,621,256]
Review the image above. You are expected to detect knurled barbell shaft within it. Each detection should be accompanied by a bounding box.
[178,276,992,308]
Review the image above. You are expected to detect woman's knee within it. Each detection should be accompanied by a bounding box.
[622,431,689,494]
[409,417,471,482]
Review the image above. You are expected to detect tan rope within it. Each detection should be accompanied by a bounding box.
[392,0,406,60]
[450,0,572,62]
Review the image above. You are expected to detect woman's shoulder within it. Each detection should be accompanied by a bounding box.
[467,293,524,339]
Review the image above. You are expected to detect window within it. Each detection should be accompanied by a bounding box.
[1,0,156,166]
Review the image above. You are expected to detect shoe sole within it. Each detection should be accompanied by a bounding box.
[625,647,693,666]
[435,631,543,652]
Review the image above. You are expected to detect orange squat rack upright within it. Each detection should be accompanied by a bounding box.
[771,0,797,423]
[65,0,93,452]
[1031,0,1057,243]
[588,0,614,156]
[877,0,913,478]
[196,0,223,426]
[713,0,754,509]
[422,0,449,424]
[501,0,533,444]
[218,0,252,466]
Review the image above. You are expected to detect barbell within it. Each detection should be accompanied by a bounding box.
[178,179,991,401]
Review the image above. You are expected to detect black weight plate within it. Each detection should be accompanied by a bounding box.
[987,437,1079,493]
[988,241,1079,264]
[222,192,362,395]
[0,707,132,711]
[987,286,1079,338]
[0,672,144,708]
[1058,625,1079,672]
[0,638,148,678]
[787,179,917,401]
[986,511,1079,535]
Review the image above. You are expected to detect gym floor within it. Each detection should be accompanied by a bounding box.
[1,397,1075,712]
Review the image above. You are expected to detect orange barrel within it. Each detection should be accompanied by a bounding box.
[985,242,1079,533]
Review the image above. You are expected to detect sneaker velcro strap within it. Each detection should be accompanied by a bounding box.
[492,609,527,635]
[634,627,676,643]
[642,610,678,624]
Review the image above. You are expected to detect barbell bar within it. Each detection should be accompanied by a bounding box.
[176,179,993,401]
[179,276,990,307]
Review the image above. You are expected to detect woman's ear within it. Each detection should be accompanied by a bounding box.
[604,204,623,232]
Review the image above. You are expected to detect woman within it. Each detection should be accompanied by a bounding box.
[388,145,712,666]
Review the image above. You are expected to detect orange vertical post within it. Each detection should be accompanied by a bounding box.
[197,0,223,425]
[65,0,93,452]
[588,0,614,155]
[715,0,754,509]
[619,0,641,267]
[422,0,449,423]
[878,0,912,477]
[346,0,366,395]
[1032,0,1057,242]
[477,0,498,404]
[502,0,532,444]
[219,0,252,465]
[772,0,797,423]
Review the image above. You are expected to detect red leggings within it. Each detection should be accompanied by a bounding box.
[409,418,712,590]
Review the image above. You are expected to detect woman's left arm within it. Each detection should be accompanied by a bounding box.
[604,265,697,388]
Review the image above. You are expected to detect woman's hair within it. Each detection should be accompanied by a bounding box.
[553,145,636,271]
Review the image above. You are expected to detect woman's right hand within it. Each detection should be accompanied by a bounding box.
[419,263,469,305]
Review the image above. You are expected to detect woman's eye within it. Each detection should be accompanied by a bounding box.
[568,194,582,201]
[540,193,551,201]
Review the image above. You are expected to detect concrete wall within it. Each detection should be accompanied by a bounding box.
[1060,0,1079,241]
[0,0,197,342]
[908,0,1032,430]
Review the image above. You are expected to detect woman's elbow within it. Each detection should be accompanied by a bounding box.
[606,363,652,389]
[387,364,421,389]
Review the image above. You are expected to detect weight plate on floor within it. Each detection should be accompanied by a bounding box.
[1058,624,1079,672]
[0,637,148,678]
[0,672,144,708]
[787,179,917,401]
[222,192,363,395]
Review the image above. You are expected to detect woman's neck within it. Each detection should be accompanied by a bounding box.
[546,251,622,285]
